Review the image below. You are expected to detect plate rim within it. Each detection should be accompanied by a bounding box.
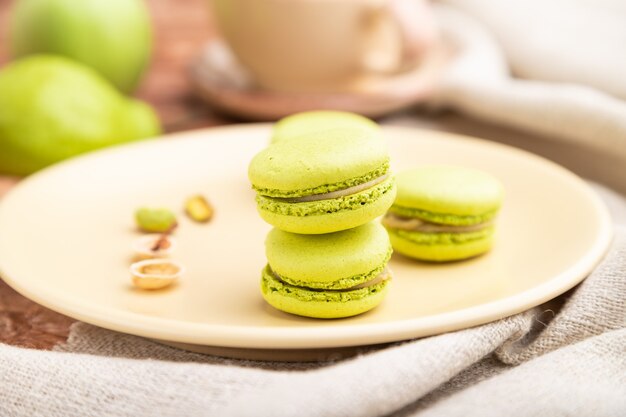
[0,125,613,349]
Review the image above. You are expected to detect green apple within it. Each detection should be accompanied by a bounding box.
[10,0,152,93]
[0,55,161,175]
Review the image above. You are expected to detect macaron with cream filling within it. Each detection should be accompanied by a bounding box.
[249,128,396,234]
[270,110,380,144]
[261,223,393,318]
[383,165,503,261]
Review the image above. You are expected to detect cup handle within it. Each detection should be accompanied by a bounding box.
[363,0,438,73]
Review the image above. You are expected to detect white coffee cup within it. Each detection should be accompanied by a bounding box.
[209,0,438,92]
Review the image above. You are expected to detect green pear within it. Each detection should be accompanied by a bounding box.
[0,55,161,175]
[10,0,152,93]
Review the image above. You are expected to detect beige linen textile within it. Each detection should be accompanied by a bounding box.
[435,1,626,159]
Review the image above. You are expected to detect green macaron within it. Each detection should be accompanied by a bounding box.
[383,165,504,262]
[249,128,396,234]
[261,222,393,318]
[271,110,380,144]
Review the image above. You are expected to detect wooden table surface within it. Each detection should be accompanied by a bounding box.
[0,0,236,349]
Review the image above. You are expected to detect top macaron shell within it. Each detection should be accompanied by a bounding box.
[271,111,380,144]
[392,166,504,223]
[265,222,392,290]
[249,128,389,197]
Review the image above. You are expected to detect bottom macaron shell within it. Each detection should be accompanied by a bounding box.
[260,267,390,319]
[258,184,397,234]
[387,229,495,262]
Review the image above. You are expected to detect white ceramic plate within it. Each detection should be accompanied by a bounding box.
[0,125,612,356]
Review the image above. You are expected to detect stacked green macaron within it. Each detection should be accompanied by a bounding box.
[383,165,503,262]
[250,112,394,319]
[270,110,380,144]
[261,223,392,318]
[249,128,396,235]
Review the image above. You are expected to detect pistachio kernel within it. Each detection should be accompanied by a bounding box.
[184,195,214,223]
[135,207,177,233]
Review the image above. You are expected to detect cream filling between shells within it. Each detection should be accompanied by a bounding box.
[382,213,493,233]
[271,268,391,292]
[277,173,390,203]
